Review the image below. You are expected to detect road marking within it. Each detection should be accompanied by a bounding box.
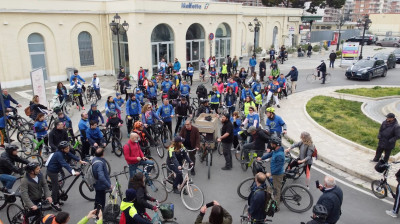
[313,166,392,205]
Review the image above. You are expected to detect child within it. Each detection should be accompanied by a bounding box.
[106,112,123,141]
[210,67,217,84]
[33,113,48,155]
[209,86,220,114]
[88,104,105,125]
[114,92,125,117]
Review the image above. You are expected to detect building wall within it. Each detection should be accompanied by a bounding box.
[369,14,400,34]
[0,0,302,88]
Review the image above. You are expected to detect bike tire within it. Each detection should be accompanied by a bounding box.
[287,86,292,96]
[241,204,250,224]
[79,181,96,201]
[281,184,313,213]
[7,203,24,224]
[148,157,160,180]
[237,177,254,200]
[217,142,223,155]
[240,150,249,171]
[371,180,387,199]
[0,193,7,211]
[146,179,168,203]
[25,154,44,168]
[112,138,123,157]
[207,152,211,180]
[235,144,242,161]
[306,74,315,83]
[162,129,171,148]
[155,139,164,158]
[181,184,204,211]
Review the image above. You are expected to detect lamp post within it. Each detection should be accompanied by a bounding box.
[248,17,261,57]
[109,13,129,70]
[336,15,346,51]
[357,14,372,59]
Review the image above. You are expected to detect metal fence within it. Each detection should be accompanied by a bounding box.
[310,29,361,42]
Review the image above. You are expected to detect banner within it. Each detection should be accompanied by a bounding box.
[30,68,47,105]
[342,42,359,58]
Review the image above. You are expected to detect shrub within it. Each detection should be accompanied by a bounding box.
[312,45,321,52]
[336,50,342,57]
[287,47,297,54]
[255,47,263,54]
[270,45,275,49]
[323,45,328,50]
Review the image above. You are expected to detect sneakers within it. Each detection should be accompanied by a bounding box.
[386,210,398,218]
[51,203,62,211]
[76,106,79,109]
[173,188,180,194]
[2,187,15,195]
[277,105,280,108]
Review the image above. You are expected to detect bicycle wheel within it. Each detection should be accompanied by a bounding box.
[235,144,242,161]
[20,136,34,155]
[241,204,250,224]
[112,138,123,157]
[237,177,254,200]
[155,139,164,158]
[148,157,160,180]
[63,101,73,117]
[217,142,223,155]
[306,74,316,83]
[7,203,24,224]
[371,180,387,199]
[146,179,168,203]
[281,184,313,213]
[287,86,292,96]
[0,193,7,211]
[25,154,44,168]
[207,152,211,179]
[79,181,95,201]
[162,129,171,148]
[240,150,249,171]
[181,184,204,211]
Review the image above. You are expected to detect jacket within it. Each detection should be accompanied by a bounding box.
[168,88,179,100]
[91,77,100,90]
[285,67,298,81]
[277,77,286,88]
[123,140,144,165]
[48,128,69,151]
[261,146,285,175]
[46,150,79,174]
[120,199,151,224]
[88,109,104,124]
[127,184,154,215]
[231,117,241,136]
[70,82,83,94]
[251,83,262,94]
[126,99,141,116]
[196,85,208,99]
[291,141,314,165]
[180,84,190,96]
[114,97,125,107]
[227,81,238,94]
[0,115,6,128]
[179,125,200,150]
[244,101,256,117]
[147,85,158,98]
[270,68,280,78]
[86,127,104,145]
[329,52,337,61]
[378,119,400,149]
[173,61,181,71]
[266,114,287,134]
[29,101,48,120]
[78,118,90,140]
[251,129,269,151]
[241,89,255,100]
[249,58,257,67]
[248,185,267,221]
[175,101,192,116]
[0,151,28,174]
[195,207,233,224]
[92,157,111,191]
[136,92,144,103]
[316,185,343,224]
[0,94,19,110]
[317,62,327,73]
[105,101,121,116]
[57,114,73,129]
[34,120,48,139]
[197,105,211,116]
[224,93,237,107]
[213,82,224,94]
[157,104,175,122]
[70,74,85,85]
[209,91,220,104]
[20,172,51,208]
[221,64,228,74]
[167,146,192,167]
[141,111,160,125]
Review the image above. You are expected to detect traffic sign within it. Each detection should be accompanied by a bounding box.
[209,33,214,40]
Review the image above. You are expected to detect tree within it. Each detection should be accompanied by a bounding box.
[261,0,346,14]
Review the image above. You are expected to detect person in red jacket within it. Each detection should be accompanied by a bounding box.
[123,133,154,179]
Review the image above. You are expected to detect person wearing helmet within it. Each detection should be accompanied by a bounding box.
[46,141,86,210]
[241,125,269,163]
[257,136,285,208]
[132,121,155,147]
[20,162,52,219]
[317,60,327,84]
[265,107,287,136]
[197,99,211,117]
[70,69,86,85]
[302,204,329,224]
[0,145,28,195]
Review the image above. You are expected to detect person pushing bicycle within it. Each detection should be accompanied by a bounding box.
[0,145,27,195]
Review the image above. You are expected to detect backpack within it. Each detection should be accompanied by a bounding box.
[197,84,207,96]
[119,206,132,224]
[256,188,277,217]
[311,146,318,159]
[84,160,103,190]
[24,106,31,116]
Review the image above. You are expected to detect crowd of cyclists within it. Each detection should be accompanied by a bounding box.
[0,52,337,224]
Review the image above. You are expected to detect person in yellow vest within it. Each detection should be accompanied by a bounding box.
[42,212,70,224]
[119,189,152,223]
[243,96,256,117]
[77,209,103,224]
[220,62,228,83]
[254,89,265,112]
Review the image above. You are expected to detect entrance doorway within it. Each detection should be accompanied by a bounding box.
[215,23,231,67]
[151,24,174,74]
[186,23,205,70]
[28,33,48,80]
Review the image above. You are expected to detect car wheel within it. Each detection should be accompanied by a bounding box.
[382,69,387,77]
[394,44,399,48]
[376,43,382,46]
[394,63,396,69]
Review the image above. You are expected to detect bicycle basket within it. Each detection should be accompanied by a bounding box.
[103,204,120,221]
[374,159,388,173]
[159,203,174,220]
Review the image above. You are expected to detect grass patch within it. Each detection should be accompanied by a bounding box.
[306,96,400,155]
[336,86,400,98]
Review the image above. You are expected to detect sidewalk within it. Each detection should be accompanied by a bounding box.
[278,84,400,189]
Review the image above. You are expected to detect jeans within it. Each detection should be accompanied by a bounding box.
[242,142,264,161]
[94,190,106,211]
[47,171,60,204]
[168,164,183,189]
[128,160,154,179]
[374,146,392,163]
[329,60,335,68]
[0,174,17,189]
[222,142,233,168]
[94,89,102,100]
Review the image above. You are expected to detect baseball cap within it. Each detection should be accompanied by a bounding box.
[174,136,185,142]
[386,113,395,118]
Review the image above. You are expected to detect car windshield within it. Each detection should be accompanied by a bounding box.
[355,60,374,67]
[373,54,388,60]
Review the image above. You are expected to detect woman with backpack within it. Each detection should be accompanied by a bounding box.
[29,95,50,121]
[285,131,315,188]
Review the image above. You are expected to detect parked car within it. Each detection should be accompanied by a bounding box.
[372,52,397,69]
[346,36,374,45]
[375,37,400,47]
[345,59,388,81]
[394,49,400,63]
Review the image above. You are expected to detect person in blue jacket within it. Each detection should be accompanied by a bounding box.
[141,104,161,137]
[241,85,255,101]
[209,86,220,113]
[0,110,9,147]
[33,113,48,155]
[0,89,21,116]
[105,96,121,118]
[46,141,85,210]
[57,111,74,137]
[92,147,111,210]
[157,99,175,140]
[251,80,262,95]
[114,92,125,108]
[135,88,145,106]
[88,104,104,125]
[249,55,257,75]
[161,77,173,100]
[231,111,241,152]
[70,69,86,85]
[173,58,181,71]
[258,136,285,207]
[277,73,287,99]
[187,63,194,86]
[126,94,142,136]
[86,120,106,149]
[248,172,268,222]
[179,80,190,102]
[265,107,287,136]
[78,112,90,158]
[285,66,298,93]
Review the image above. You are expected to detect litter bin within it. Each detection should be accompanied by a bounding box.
[327,41,331,47]
[66,67,76,81]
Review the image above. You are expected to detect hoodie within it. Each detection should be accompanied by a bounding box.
[34,120,48,139]
[285,66,298,81]
[261,146,285,175]
[126,99,141,116]
[86,127,104,145]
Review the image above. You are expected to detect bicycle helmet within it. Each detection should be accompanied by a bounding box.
[58,141,70,150]
[312,204,328,221]
[266,107,275,113]
[270,136,281,146]
[201,99,209,104]
[5,145,19,154]
[134,121,143,129]
[25,162,40,172]
[374,159,388,173]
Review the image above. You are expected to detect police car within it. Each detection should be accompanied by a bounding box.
[345,58,388,81]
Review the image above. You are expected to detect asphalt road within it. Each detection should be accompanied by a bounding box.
[1,64,400,224]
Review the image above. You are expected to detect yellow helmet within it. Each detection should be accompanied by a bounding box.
[266,107,275,113]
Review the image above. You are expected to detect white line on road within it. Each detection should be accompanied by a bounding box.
[313,166,392,205]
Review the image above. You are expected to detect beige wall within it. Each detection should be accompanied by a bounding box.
[0,0,302,88]
[369,14,400,35]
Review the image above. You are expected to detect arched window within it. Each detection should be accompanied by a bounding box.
[28,33,48,80]
[186,23,205,70]
[215,23,231,67]
[78,31,94,66]
[151,24,174,74]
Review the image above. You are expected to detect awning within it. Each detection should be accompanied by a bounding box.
[301,16,323,22]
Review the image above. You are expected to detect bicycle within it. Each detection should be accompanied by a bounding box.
[175,115,190,134]
[286,80,292,96]
[198,133,216,179]
[150,203,178,224]
[161,159,204,211]
[237,161,314,213]
[135,145,160,180]
[235,129,249,161]
[199,73,210,84]
[0,174,24,211]
[284,153,306,180]
[151,120,171,149]
[240,204,272,224]
[306,70,331,83]
[371,161,400,199]
[20,133,51,157]
[100,126,123,157]
[86,85,98,104]
[6,198,51,224]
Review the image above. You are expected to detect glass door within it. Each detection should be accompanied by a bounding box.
[186,40,204,70]
[151,42,174,74]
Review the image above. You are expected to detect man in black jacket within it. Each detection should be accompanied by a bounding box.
[242,126,270,163]
[0,145,28,194]
[248,172,267,221]
[317,60,327,84]
[372,113,400,163]
[317,176,343,224]
[329,50,337,68]
[285,66,298,93]
[49,121,69,152]
[307,44,312,57]
[259,58,266,82]
[174,96,192,135]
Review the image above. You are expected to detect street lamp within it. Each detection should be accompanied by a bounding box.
[248,17,261,56]
[336,15,346,51]
[357,14,372,59]
[109,13,129,71]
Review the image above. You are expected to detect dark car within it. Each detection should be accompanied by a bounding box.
[372,53,396,69]
[345,59,388,81]
[394,49,400,63]
[346,36,374,45]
